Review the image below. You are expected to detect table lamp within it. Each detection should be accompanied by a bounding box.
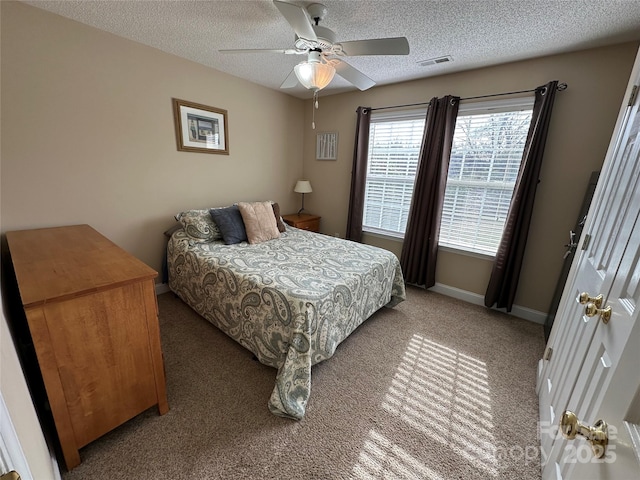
[294,180,313,214]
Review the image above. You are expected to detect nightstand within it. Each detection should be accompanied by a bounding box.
[282,213,321,233]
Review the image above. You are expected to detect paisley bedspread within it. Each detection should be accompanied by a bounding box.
[167,226,406,419]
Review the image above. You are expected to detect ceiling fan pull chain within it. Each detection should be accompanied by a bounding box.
[312,90,319,129]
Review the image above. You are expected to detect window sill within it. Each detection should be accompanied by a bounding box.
[438,245,495,261]
[362,230,404,243]
[361,231,495,261]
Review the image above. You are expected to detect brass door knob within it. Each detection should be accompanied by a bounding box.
[578,292,603,308]
[584,303,612,324]
[0,472,21,480]
[560,410,608,459]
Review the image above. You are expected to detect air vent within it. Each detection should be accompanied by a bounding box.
[417,55,453,67]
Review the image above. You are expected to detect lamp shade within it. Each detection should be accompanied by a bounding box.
[294,180,313,194]
[294,51,335,91]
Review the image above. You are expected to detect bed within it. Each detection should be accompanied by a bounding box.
[167,203,406,419]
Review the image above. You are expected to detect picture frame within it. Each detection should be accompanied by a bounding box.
[172,98,229,155]
[316,132,338,160]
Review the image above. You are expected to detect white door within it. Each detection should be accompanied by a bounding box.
[565,214,640,479]
[0,392,32,479]
[538,48,640,479]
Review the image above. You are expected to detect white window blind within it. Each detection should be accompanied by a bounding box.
[439,99,534,255]
[362,109,426,237]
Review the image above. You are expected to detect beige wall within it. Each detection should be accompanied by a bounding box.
[1,1,305,274]
[303,42,639,313]
[1,6,54,480]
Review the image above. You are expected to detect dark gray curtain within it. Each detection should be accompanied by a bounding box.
[485,80,559,311]
[345,106,371,242]
[400,96,460,287]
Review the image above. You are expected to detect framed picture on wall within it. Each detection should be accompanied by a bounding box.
[172,98,229,154]
[316,132,338,160]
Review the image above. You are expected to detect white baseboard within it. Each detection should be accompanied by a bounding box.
[155,283,170,295]
[430,283,547,325]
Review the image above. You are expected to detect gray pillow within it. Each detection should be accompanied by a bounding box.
[209,206,247,245]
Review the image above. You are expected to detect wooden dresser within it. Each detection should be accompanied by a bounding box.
[282,213,321,233]
[6,225,168,470]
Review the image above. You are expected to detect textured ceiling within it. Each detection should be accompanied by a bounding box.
[23,0,640,99]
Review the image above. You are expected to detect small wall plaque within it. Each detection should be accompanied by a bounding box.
[316,132,338,160]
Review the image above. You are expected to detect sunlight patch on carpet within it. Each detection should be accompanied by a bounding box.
[356,334,498,478]
[352,429,446,479]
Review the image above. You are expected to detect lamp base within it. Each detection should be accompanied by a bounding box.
[298,192,307,215]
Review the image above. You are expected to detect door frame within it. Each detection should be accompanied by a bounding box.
[0,391,33,479]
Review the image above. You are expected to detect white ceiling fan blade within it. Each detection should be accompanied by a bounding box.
[338,37,410,56]
[280,69,299,89]
[219,48,301,55]
[273,1,317,41]
[333,60,375,91]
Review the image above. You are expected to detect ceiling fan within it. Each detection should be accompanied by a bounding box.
[220,0,410,92]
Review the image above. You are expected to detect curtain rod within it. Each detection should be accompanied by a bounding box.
[369,82,567,112]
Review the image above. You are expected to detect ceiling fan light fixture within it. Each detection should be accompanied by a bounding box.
[294,51,335,91]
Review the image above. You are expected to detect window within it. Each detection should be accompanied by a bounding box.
[362,109,426,237]
[439,98,534,255]
[362,97,534,256]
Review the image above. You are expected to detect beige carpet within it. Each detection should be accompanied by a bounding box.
[61,286,545,480]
